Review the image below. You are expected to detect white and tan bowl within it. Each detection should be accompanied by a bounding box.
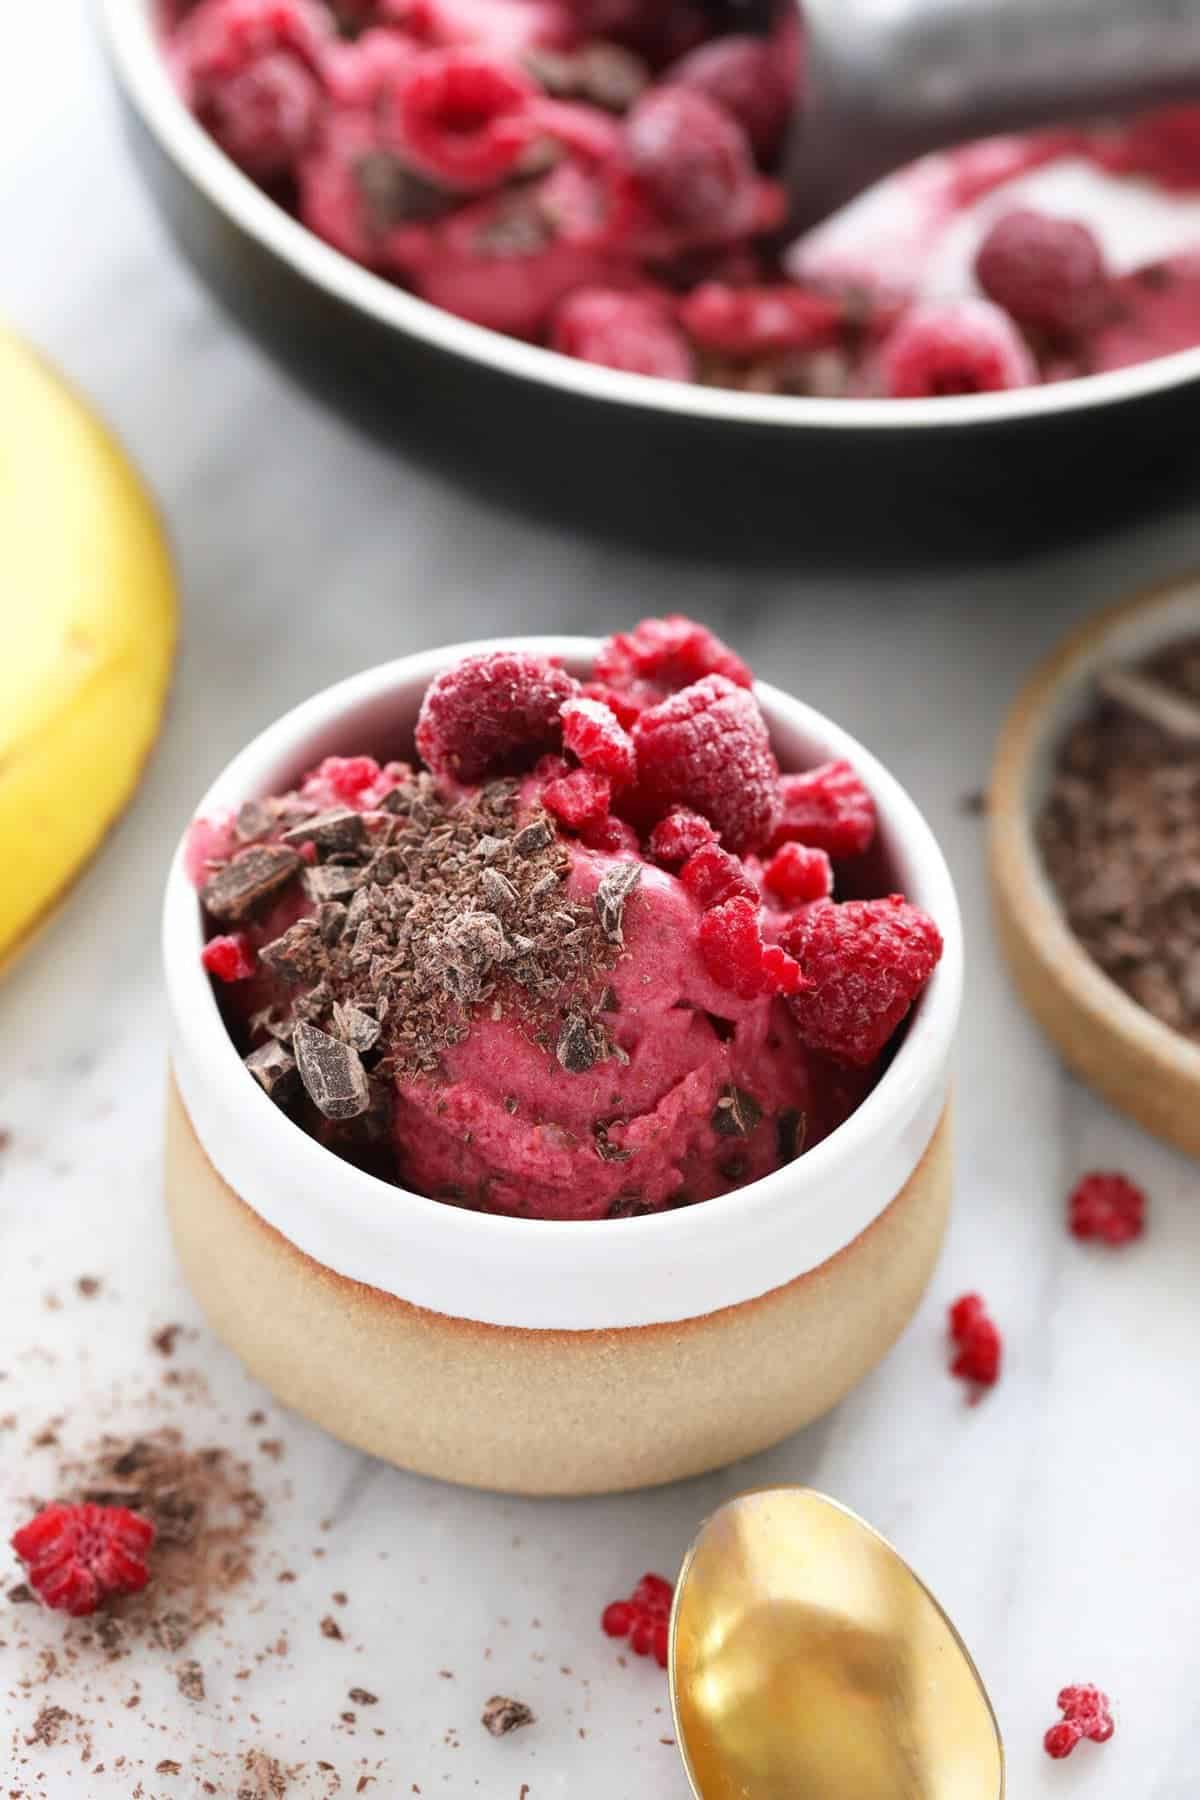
[990,575,1200,1158]
[162,639,962,1495]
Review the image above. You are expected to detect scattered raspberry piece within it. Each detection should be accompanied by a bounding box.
[679,282,845,357]
[594,614,752,697]
[625,86,757,235]
[415,651,578,780]
[648,807,718,868]
[1068,1172,1147,1246]
[201,932,257,982]
[580,813,639,854]
[698,895,807,999]
[601,1572,673,1668]
[762,842,833,906]
[665,35,791,161]
[1044,1686,1114,1758]
[947,1292,1002,1391]
[301,755,382,805]
[543,767,612,831]
[579,681,645,731]
[680,841,756,909]
[560,695,638,786]
[879,299,1037,397]
[396,48,538,188]
[975,208,1110,340]
[550,287,694,381]
[634,675,779,854]
[11,1504,156,1617]
[781,896,943,1066]
[768,761,876,858]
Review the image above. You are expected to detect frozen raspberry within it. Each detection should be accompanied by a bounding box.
[762,842,833,906]
[543,767,613,830]
[947,1292,1001,1390]
[698,895,807,999]
[625,86,757,235]
[634,676,780,854]
[594,614,753,697]
[1044,1686,1114,1757]
[415,651,577,780]
[301,755,382,804]
[1068,1172,1146,1246]
[579,681,646,731]
[975,208,1109,340]
[768,761,876,858]
[171,0,330,81]
[11,1504,156,1617]
[551,288,694,381]
[648,807,717,868]
[665,35,791,161]
[396,48,538,187]
[780,896,943,1066]
[580,813,640,854]
[171,0,329,177]
[680,841,756,909]
[879,299,1037,397]
[560,696,638,787]
[602,1572,673,1668]
[679,282,844,357]
[201,932,257,982]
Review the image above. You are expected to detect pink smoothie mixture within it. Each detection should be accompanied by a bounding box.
[190,617,942,1220]
[163,0,1200,397]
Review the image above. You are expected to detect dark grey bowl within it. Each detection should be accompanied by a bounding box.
[101,0,1200,561]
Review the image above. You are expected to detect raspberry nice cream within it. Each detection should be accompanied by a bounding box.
[163,622,961,1492]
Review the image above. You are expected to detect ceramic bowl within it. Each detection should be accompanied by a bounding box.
[990,574,1200,1158]
[162,638,963,1494]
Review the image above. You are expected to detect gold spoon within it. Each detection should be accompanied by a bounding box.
[669,1488,1005,1799]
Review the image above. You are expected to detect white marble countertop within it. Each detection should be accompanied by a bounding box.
[4,6,1200,1797]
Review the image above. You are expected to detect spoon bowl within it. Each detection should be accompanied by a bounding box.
[670,1489,1004,1799]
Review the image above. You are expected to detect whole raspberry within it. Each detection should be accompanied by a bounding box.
[550,288,695,381]
[679,282,844,357]
[1044,1686,1114,1757]
[680,841,756,909]
[560,696,638,786]
[625,86,757,235]
[698,895,807,999]
[201,932,258,982]
[416,651,578,781]
[602,1572,673,1668]
[762,842,833,906]
[768,761,876,858]
[171,0,329,176]
[780,896,943,1066]
[665,35,791,161]
[543,766,612,831]
[648,807,718,868]
[879,299,1037,397]
[975,208,1109,340]
[579,681,645,731]
[947,1292,1001,1390]
[11,1504,156,1617]
[1067,1172,1146,1246]
[580,813,639,854]
[396,48,538,187]
[634,675,780,854]
[594,615,753,697]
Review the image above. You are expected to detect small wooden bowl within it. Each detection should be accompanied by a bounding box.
[989,573,1200,1158]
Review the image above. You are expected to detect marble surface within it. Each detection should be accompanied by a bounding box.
[4,6,1200,1796]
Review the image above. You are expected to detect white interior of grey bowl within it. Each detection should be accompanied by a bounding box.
[105,0,1200,431]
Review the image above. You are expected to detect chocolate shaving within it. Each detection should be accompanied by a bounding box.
[776,1109,807,1164]
[513,817,554,856]
[201,845,301,921]
[480,867,519,915]
[292,1022,370,1119]
[244,1040,301,1108]
[594,1123,633,1162]
[712,1086,763,1138]
[556,1013,602,1073]
[282,807,367,854]
[331,1001,382,1054]
[594,862,642,945]
[481,1696,535,1737]
[303,863,362,904]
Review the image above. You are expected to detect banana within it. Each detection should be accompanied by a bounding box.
[0,330,177,972]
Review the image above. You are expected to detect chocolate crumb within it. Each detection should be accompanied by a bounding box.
[202,845,302,921]
[712,1085,762,1138]
[482,1695,535,1737]
[76,1275,101,1297]
[594,1123,632,1163]
[513,818,554,856]
[594,861,642,945]
[156,1759,183,1776]
[349,1687,379,1705]
[320,1615,344,1640]
[8,1583,33,1604]
[959,788,989,816]
[293,1021,371,1119]
[177,1659,206,1700]
[503,1095,518,1115]
[556,1012,602,1074]
[244,1040,301,1107]
[152,1324,182,1357]
[27,1705,71,1746]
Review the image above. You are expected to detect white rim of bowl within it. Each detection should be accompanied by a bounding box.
[103,0,1200,434]
[162,637,962,1328]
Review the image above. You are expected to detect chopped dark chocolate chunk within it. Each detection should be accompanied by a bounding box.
[776,1109,806,1164]
[331,1002,381,1055]
[503,1095,519,1114]
[556,1013,602,1073]
[607,1192,652,1218]
[481,1696,535,1738]
[712,1086,763,1138]
[235,799,273,842]
[302,863,362,904]
[318,901,348,945]
[281,807,367,854]
[513,817,554,856]
[594,862,642,946]
[259,919,325,983]
[596,986,620,1013]
[594,1123,633,1162]
[293,1022,371,1120]
[480,867,519,915]
[475,833,504,861]
[245,1041,301,1108]
[201,844,301,921]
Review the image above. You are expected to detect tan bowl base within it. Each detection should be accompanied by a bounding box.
[166,1074,952,1495]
